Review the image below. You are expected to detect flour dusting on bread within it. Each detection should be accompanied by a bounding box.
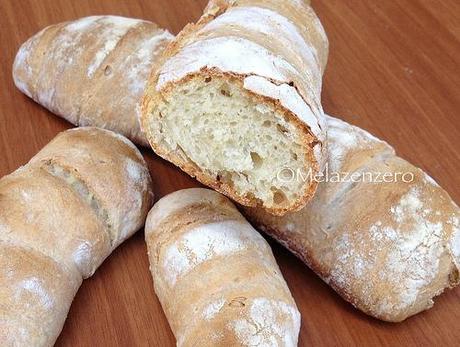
[161,221,261,287]
[146,189,300,345]
[230,298,300,347]
[86,17,141,78]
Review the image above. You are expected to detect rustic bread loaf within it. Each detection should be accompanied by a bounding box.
[142,0,329,216]
[0,127,153,346]
[13,15,173,146]
[145,188,300,346]
[244,115,460,322]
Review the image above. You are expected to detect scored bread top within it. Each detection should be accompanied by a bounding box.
[244,115,460,322]
[0,165,111,279]
[0,127,153,278]
[29,127,154,247]
[13,15,173,146]
[145,188,301,346]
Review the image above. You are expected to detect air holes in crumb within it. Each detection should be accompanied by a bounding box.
[220,84,231,97]
[272,189,287,205]
[262,120,272,127]
[250,152,263,169]
[291,152,298,160]
[205,77,212,83]
[104,65,112,76]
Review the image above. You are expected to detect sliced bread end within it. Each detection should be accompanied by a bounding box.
[142,70,320,216]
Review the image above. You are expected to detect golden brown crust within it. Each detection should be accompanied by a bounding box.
[0,242,82,347]
[30,127,154,244]
[145,188,301,346]
[13,16,173,146]
[0,164,110,279]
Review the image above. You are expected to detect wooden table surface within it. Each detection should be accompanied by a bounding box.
[1,0,459,346]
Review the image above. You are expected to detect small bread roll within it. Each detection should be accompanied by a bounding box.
[145,188,300,346]
[0,127,153,346]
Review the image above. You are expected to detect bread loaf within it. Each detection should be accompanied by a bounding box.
[0,127,153,346]
[244,115,460,322]
[145,188,300,346]
[142,0,329,216]
[13,15,173,146]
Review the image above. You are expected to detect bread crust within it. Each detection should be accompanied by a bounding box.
[142,0,329,216]
[145,188,301,346]
[243,115,460,322]
[30,127,154,245]
[0,128,153,346]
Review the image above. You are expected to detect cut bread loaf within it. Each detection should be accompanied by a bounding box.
[142,0,329,216]
[0,128,153,346]
[145,188,300,346]
[13,15,173,146]
[244,115,460,322]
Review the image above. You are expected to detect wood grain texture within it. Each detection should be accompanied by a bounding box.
[0,0,459,346]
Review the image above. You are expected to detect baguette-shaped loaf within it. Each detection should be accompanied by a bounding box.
[244,115,460,322]
[0,128,153,346]
[142,0,329,216]
[13,16,173,146]
[145,188,300,346]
